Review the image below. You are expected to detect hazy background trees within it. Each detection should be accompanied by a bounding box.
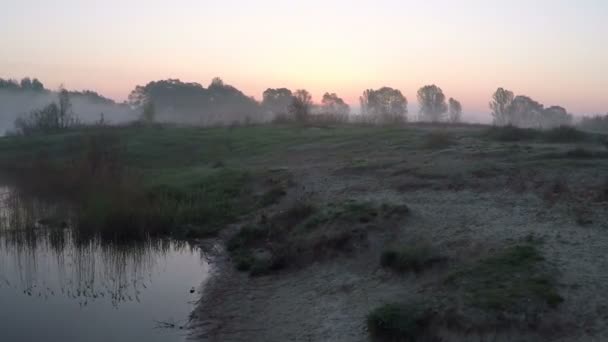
[490,88,515,126]
[580,114,608,132]
[320,93,350,116]
[490,87,572,128]
[448,98,462,123]
[417,85,447,122]
[289,89,313,123]
[128,78,260,125]
[0,77,134,134]
[14,89,80,135]
[360,87,408,123]
[262,88,293,118]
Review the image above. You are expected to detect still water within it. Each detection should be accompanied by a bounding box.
[0,187,210,342]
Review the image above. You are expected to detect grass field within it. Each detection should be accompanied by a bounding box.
[2,122,608,341]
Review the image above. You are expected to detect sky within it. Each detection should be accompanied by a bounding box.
[1,0,607,120]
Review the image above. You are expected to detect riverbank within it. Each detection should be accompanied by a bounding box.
[187,124,608,341]
[2,123,608,341]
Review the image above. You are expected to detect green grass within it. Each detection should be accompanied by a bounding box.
[367,303,433,342]
[446,244,563,312]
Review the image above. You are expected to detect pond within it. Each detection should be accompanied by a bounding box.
[0,187,210,342]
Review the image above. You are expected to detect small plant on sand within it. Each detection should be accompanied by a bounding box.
[367,303,434,342]
[381,244,444,273]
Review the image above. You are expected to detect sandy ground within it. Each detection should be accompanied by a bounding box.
[188,130,608,341]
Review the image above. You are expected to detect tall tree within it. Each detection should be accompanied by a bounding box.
[262,88,293,116]
[360,87,408,123]
[490,88,515,126]
[542,106,572,128]
[510,95,543,128]
[417,85,447,122]
[290,89,313,122]
[448,98,462,123]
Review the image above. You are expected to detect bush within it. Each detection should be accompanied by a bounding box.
[367,303,433,342]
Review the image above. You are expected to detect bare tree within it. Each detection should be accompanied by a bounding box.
[448,98,462,123]
[490,88,515,126]
[417,85,447,122]
[290,89,313,123]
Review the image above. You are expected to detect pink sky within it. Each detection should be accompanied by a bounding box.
[2,0,607,120]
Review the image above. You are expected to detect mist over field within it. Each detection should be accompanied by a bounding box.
[0,89,135,134]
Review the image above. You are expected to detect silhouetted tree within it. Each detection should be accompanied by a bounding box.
[360,87,408,123]
[510,95,544,128]
[14,90,79,135]
[58,88,73,129]
[0,77,45,92]
[417,85,447,122]
[320,93,350,115]
[262,88,293,116]
[141,100,156,124]
[490,88,515,126]
[448,98,462,123]
[31,78,44,92]
[20,78,32,90]
[127,78,260,124]
[541,106,572,128]
[290,89,312,122]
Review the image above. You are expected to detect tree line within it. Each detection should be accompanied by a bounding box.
[6,76,606,133]
[489,88,573,129]
[127,78,465,125]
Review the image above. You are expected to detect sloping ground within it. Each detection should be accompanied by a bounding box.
[189,125,608,341]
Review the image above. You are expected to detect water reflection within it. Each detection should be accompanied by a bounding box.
[0,186,210,342]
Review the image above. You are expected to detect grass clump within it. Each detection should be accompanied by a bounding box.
[381,244,443,273]
[446,244,562,312]
[367,303,433,342]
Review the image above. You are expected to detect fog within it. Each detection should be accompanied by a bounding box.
[0,90,136,135]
